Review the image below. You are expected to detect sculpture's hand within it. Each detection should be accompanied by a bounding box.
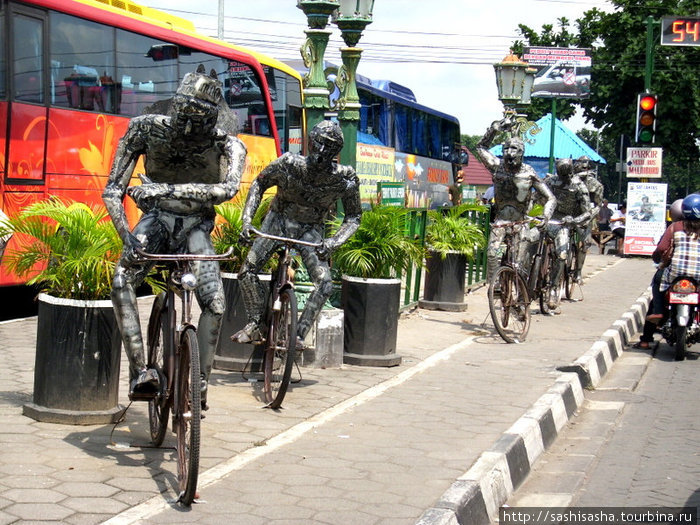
[124,232,145,264]
[239,223,254,246]
[127,184,171,210]
[316,238,336,261]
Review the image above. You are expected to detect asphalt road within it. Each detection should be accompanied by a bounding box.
[505,335,700,520]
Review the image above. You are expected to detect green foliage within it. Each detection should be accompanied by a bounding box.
[212,190,272,273]
[0,197,131,300]
[516,0,700,198]
[425,204,487,260]
[330,205,424,279]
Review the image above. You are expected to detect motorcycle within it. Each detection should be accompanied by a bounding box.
[659,276,700,361]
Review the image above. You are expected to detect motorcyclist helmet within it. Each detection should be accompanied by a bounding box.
[669,199,684,222]
[681,193,700,220]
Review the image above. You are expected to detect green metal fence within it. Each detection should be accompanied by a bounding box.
[399,206,491,309]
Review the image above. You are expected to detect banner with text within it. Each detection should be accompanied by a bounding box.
[624,182,668,256]
[355,143,396,207]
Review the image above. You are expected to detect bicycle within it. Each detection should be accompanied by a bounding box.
[137,246,232,506]
[488,219,561,343]
[243,227,322,409]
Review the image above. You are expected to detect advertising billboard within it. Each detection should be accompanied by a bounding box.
[523,47,592,99]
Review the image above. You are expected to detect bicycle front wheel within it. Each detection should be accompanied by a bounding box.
[147,293,170,447]
[488,266,531,343]
[264,288,297,409]
[175,326,201,506]
[564,243,579,300]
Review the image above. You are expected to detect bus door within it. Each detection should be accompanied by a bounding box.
[5,4,48,213]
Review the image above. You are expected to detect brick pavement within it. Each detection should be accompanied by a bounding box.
[0,254,654,524]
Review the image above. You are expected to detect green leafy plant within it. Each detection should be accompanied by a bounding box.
[0,197,159,300]
[331,204,424,279]
[425,203,488,260]
[212,189,272,273]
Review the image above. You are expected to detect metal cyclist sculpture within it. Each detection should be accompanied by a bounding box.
[232,120,362,347]
[103,65,246,405]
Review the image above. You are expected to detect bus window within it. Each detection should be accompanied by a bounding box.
[219,60,270,137]
[49,12,115,112]
[264,67,302,152]
[116,29,178,116]
[13,13,43,103]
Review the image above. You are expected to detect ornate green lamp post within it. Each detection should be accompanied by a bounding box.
[332,0,374,167]
[297,0,339,133]
[493,51,538,142]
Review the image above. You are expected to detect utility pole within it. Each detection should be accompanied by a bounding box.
[218,0,224,40]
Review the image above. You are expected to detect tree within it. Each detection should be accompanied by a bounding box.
[517,0,700,200]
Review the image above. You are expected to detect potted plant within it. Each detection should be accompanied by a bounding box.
[211,191,272,372]
[0,197,159,424]
[331,204,424,366]
[420,203,488,311]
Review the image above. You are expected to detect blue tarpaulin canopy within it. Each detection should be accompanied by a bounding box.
[489,114,605,177]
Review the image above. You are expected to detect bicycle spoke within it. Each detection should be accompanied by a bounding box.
[147,293,170,447]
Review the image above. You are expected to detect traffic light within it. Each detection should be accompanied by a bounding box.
[635,93,658,144]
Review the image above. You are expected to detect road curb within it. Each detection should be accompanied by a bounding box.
[416,290,652,525]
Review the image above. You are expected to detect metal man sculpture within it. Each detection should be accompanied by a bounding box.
[542,158,591,309]
[232,120,362,346]
[476,118,556,281]
[103,66,246,403]
[573,155,604,283]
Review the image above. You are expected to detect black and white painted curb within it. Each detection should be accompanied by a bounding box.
[416,291,651,525]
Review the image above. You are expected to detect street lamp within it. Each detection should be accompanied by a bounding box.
[332,0,374,167]
[493,51,538,141]
[297,0,339,132]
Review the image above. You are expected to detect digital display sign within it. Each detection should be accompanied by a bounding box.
[661,16,700,46]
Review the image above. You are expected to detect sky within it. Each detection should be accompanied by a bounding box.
[138,0,612,136]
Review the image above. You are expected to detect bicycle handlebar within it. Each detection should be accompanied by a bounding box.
[248,226,323,248]
[134,246,234,262]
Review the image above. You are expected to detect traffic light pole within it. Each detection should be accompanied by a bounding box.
[645,16,657,92]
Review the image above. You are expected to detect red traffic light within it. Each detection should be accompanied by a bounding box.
[639,95,657,111]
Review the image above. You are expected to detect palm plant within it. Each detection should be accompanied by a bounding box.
[212,189,272,273]
[425,203,488,260]
[0,197,159,300]
[331,204,424,279]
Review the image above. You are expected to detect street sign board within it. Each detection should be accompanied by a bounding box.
[661,16,700,46]
[626,147,663,178]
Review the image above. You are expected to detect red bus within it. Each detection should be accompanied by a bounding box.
[0,0,303,287]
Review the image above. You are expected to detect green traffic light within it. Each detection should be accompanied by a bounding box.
[638,129,654,143]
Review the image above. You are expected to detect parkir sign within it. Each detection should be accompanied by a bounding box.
[626,147,663,178]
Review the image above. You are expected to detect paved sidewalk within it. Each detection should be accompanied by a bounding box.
[0,254,653,524]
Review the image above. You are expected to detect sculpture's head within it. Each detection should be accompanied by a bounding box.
[502,136,524,172]
[172,65,222,136]
[556,158,574,181]
[574,155,592,175]
[308,120,344,168]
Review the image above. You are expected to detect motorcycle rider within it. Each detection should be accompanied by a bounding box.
[635,193,700,349]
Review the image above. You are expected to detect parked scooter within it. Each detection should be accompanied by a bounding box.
[659,276,700,361]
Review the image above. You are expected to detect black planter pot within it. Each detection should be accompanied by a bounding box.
[23,294,123,425]
[419,250,468,312]
[342,275,402,367]
[214,273,270,373]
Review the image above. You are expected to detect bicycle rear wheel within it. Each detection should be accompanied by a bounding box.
[488,266,531,343]
[147,293,170,447]
[175,326,200,506]
[564,243,579,299]
[263,288,297,409]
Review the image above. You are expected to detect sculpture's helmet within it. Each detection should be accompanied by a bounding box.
[173,65,222,132]
[309,120,344,158]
